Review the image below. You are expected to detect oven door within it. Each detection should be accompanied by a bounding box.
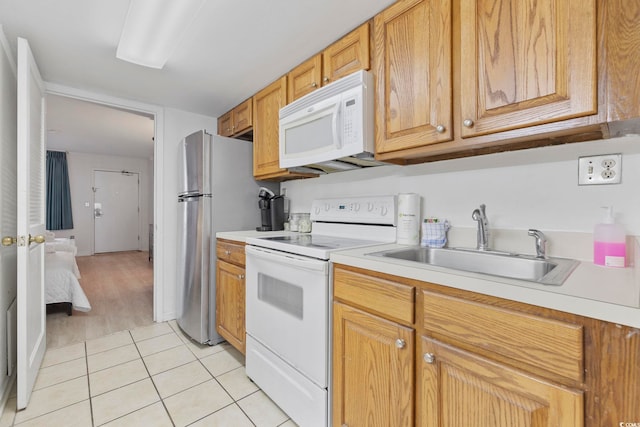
[245,245,329,387]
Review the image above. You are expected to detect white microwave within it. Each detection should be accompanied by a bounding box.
[279,70,377,171]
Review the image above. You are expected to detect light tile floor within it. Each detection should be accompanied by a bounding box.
[0,321,298,427]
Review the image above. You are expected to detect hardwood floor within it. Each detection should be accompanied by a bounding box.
[46,251,154,349]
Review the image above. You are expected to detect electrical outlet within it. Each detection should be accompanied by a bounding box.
[578,154,622,185]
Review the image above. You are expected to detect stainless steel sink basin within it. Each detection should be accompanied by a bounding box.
[367,247,579,286]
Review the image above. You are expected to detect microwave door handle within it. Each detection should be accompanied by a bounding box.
[332,104,342,149]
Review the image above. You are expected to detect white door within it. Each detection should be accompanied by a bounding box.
[94,170,139,253]
[16,37,47,410]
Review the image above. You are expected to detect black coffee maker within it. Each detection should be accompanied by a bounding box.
[256,187,285,231]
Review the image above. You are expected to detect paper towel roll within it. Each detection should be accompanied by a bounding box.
[396,193,421,245]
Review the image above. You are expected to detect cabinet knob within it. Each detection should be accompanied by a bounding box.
[395,339,406,349]
[435,124,446,133]
[238,274,245,279]
[463,119,474,128]
[423,353,435,364]
[311,82,318,88]
[225,250,231,255]
[342,424,348,427]
[323,76,330,83]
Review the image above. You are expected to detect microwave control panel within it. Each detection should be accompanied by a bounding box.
[342,93,361,147]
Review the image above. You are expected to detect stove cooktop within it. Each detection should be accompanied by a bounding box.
[246,233,386,260]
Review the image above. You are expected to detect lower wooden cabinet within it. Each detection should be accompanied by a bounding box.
[215,240,246,354]
[332,302,414,427]
[332,264,640,427]
[419,336,583,427]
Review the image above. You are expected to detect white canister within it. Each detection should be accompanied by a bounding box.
[396,193,421,245]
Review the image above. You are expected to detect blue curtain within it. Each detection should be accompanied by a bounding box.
[46,151,74,230]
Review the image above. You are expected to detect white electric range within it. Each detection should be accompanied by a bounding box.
[244,195,397,427]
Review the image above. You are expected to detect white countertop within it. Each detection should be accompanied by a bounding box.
[216,230,297,242]
[331,241,640,328]
[217,230,640,328]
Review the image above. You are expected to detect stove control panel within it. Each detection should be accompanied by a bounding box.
[310,195,397,225]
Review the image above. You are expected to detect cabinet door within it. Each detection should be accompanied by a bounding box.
[374,0,452,154]
[218,111,233,137]
[333,302,414,427]
[216,260,245,354]
[459,0,596,137]
[288,54,322,103]
[233,98,253,135]
[419,336,583,427]
[253,76,288,178]
[323,22,370,85]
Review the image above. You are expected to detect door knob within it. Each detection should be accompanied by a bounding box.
[2,236,16,247]
[30,235,45,244]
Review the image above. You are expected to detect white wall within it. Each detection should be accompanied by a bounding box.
[0,25,17,412]
[158,108,217,320]
[53,152,152,256]
[282,135,640,259]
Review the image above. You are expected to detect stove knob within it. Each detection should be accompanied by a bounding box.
[314,206,321,215]
[367,203,375,211]
[325,203,331,211]
[353,203,360,212]
[381,206,388,216]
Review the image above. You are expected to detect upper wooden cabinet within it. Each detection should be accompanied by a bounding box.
[288,54,323,103]
[253,77,287,178]
[374,0,453,154]
[217,97,253,139]
[374,0,602,162]
[253,77,315,180]
[323,22,370,86]
[288,22,371,104]
[458,0,596,138]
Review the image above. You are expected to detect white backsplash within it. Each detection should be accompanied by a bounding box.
[282,136,640,254]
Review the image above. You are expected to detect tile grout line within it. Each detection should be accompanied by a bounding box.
[129,329,177,427]
[84,341,95,427]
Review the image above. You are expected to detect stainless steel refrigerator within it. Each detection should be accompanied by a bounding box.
[176,130,275,344]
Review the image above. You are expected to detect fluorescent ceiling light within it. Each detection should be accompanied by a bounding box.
[116,0,206,69]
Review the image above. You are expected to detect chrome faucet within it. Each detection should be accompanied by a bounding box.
[528,229,547,259]
[471,204,490,251]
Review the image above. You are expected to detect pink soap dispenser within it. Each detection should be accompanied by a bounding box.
[593,206,626,267]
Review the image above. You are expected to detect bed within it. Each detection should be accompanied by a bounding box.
[45,237,91,314]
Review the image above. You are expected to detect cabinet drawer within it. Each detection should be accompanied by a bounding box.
[334,267,414,325]
[216,240,246,266]
[422,290,584,383]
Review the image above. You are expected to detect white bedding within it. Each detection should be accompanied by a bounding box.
[45,251,91,312]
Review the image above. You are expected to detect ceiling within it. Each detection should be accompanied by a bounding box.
[0,0,394,158]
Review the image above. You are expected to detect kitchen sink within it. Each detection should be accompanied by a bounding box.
[367,247,579,286]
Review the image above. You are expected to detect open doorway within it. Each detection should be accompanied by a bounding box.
[45,94,156,348]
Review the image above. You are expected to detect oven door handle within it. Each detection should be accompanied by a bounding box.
[246,245,328,273]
